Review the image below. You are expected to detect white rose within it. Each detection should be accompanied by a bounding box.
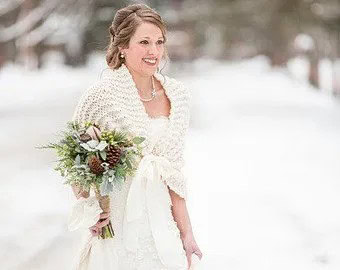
[86,125,101,141]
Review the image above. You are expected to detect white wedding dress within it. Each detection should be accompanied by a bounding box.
[68,116,202,270]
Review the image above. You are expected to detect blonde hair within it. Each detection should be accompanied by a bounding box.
[106,4,169,70]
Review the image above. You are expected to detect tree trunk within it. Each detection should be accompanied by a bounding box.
[269,50,289,67]
[332,60,340,96]
[308,53,319,89]
[331,32,340,96]
[15,0,38,69]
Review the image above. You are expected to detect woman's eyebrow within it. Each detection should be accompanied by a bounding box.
[141,36,164,39]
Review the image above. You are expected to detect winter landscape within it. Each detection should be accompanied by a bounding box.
[1,54,340,269]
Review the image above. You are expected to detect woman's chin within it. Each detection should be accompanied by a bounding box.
[143,67,157,76]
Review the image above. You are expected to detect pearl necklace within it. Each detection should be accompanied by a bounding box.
[138,75,156,102]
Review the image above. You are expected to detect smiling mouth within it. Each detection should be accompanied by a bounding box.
[143,58,157,64]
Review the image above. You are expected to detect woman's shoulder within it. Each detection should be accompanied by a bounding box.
[73,79,114,118]
[157,73,192,102]
[72,76,120,125]
[77,73,120,108]
[82,79,112,98]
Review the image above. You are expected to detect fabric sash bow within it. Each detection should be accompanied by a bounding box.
[123,154,187,269]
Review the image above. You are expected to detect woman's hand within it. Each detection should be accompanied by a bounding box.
[89,212,111,237]
[71,183,89,200]
[181,232,203,269]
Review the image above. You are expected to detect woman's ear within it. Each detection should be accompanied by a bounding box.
[119,46,128,57]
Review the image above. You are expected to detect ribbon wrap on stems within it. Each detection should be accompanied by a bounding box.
[123,154,188,269]
[93,186,115,239]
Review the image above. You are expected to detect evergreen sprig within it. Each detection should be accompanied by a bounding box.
[36,121,145,195]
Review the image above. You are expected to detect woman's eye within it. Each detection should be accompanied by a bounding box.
[140,40,164,45]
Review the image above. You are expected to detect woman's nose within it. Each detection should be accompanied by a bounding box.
[148,43,158,54]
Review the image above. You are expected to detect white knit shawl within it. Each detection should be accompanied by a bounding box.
[72,63,192,199]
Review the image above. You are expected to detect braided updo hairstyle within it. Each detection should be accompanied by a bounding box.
[106,4,169,70]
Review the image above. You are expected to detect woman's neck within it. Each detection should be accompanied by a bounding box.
[127,66,154,95]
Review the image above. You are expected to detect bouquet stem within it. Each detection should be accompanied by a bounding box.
[93,186,115,239]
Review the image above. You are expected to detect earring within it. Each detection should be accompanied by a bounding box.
[120,53,125,58]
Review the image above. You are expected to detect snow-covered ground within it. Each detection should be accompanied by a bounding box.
[1,54,340,269]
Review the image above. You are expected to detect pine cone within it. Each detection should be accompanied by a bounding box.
[88,155,105,175]
[107,145,122,168]
[79,133,92,143]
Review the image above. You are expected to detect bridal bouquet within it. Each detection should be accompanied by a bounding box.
[37,121,145,239]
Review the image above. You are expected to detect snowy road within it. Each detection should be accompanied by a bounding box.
[1,57,340,269]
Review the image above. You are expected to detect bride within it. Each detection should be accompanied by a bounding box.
[68,3,203,270]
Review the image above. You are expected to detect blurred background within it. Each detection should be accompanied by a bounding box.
[1,0,340,269]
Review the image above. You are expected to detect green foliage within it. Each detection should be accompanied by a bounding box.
[37,121,145,195]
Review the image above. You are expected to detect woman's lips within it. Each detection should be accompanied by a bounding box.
[143,58,157,66]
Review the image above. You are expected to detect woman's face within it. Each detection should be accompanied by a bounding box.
[120,22,165,78]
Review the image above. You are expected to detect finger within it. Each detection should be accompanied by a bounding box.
[194,250,203,260]
[89,225,97,232]
[99,212,110,219]
[96,217,110,228]
[90,225,101,236]
[186,251,192,268]
[90,227,99,236]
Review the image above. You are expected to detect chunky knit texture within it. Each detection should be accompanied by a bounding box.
[72,63,191,199]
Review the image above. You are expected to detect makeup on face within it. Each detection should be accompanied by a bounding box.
[123,23,165,76]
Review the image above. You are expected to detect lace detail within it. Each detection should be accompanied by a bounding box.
[123,189,168,270]
[122,151,186,270]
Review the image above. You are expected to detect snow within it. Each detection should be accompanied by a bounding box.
[1,54,340,269]
[294,33,315,51]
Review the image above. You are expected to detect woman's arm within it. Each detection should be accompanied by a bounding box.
[168,187,203,267]
[168,187,193,237]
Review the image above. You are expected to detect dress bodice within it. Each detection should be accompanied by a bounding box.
[145,116,170,153]
[107,115,172,240]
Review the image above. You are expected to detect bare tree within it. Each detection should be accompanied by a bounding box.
[0,0,94,68]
